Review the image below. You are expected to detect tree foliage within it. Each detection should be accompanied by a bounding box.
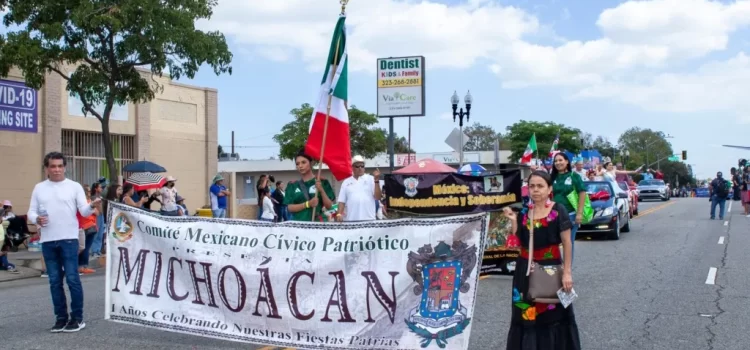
[504,121,582,161]
[463,122,500,151]
[0,0,233,180]
[617,127,674,170]
[659,160,693,187]
[273,104,412,160]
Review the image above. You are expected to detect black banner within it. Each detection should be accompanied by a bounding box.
[384,170,522,215]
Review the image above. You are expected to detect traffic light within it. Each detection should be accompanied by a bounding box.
[682,150,687,160]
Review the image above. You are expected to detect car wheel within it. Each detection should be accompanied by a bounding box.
[622,212,631,232]
[609,215,621,240]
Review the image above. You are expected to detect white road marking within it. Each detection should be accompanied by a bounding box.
[724,221,729,226]
[728,201,733,213]
[718,236,725,244]
[700,314,713,317]
[706,267,718,285]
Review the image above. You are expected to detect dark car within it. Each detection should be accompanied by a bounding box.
[637,179,670,201]
[577,181,631,240]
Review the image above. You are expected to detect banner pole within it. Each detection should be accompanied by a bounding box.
[311,15,345,221]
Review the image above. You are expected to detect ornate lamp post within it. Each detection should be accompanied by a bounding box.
[620,149,630,165]
[451,90,472,167]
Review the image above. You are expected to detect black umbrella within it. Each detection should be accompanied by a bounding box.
[123,160,167,173]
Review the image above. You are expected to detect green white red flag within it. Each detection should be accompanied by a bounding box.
[304,15,352,181]
[548,132,560,158]
[521,133,537,164]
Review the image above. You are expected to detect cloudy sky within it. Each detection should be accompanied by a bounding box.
[7,0,750,179]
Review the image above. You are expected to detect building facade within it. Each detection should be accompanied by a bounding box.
[218,150,514,219]
[0,66,218,215]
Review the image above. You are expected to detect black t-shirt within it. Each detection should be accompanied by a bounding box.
[517,202,572,250]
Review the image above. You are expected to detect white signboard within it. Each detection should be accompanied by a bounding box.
[377,56,425,118]
[105,202,487,350]
[433,152,480,164]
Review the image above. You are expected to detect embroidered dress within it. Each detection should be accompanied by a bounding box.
[507,202,581,350]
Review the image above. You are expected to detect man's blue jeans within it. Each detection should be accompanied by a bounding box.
[42,239,84,322]
[90,214,105,256]
[212,208,226,218]
[711,195,726,219]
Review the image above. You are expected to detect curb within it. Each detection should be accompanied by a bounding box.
[1,254,107,283]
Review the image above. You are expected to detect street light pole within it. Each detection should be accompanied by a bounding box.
[646,134,673,168]
[451,90,472,168]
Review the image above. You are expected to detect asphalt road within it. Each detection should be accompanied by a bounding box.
[2,199,744,350]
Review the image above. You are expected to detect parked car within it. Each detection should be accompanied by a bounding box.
[578,181,631,240]
[618,181,638,217]
[637,179,670,201]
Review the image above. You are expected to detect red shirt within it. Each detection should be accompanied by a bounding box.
[654,171,664,180]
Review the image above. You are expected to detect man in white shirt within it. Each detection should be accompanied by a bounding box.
[27,152,101,333]
[336,155,382,222]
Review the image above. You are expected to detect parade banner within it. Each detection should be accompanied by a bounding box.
[481,212,520,276]
[384,170,522,215]
[105,202,488,349]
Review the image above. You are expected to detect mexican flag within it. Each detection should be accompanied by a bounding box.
[304,15,352,181]
[521,133,537,164]
[548,132,560,158]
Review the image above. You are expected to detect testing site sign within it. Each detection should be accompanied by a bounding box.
[376,56,425,118]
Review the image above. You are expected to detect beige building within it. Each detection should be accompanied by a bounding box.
[0,67,218,215]
[218,150,513,219]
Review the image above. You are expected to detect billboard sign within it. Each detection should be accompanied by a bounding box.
[0,79,38,133]
[376,56,425,117]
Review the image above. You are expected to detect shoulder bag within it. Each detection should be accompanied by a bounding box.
[526,207,564,303]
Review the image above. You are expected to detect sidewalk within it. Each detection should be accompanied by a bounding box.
[0,247,106,283]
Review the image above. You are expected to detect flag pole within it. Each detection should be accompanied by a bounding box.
[312,0,348,221]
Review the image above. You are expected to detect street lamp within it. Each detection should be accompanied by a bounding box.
[646,133,673,167]
[620,149,630,165]
[451,90,472,167]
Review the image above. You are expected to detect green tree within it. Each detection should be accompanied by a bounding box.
[218,145,226,158]
[392,136,415,154]
[273,104,409,160]
[0,0,232,180]
[504,121,582,161]
[591,136,616,158]
[463,122,500,151]
[617,127,674,170]
[660,160,694,187]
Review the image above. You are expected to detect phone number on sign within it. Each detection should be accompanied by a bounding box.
[377,78,422,88]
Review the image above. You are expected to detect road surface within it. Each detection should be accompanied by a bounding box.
[2,199,745,350]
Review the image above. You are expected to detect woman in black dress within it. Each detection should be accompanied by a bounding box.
[504,170,581,350]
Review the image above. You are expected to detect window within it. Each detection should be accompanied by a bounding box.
[239,175,260,205]
[61,130,135,184]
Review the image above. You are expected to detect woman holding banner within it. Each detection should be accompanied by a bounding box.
[283,149,336,222]
[504,170,580,350]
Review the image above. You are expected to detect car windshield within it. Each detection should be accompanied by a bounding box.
[639,179,665,186]
[617,182,629,191]
[586,182,613,197]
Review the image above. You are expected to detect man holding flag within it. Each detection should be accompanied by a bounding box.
[304,11,352,182]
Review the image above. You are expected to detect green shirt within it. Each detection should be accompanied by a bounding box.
[552,171,585,213]
[283,178,336,222]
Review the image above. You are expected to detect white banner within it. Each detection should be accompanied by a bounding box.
[105,202,488,349]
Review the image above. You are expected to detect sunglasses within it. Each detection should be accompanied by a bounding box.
[353,164,364,169]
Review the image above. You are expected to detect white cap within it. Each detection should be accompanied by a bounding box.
[166,176,177,182]
[352,155,365,164]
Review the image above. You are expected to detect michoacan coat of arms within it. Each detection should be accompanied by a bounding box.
[405,241,477,348]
